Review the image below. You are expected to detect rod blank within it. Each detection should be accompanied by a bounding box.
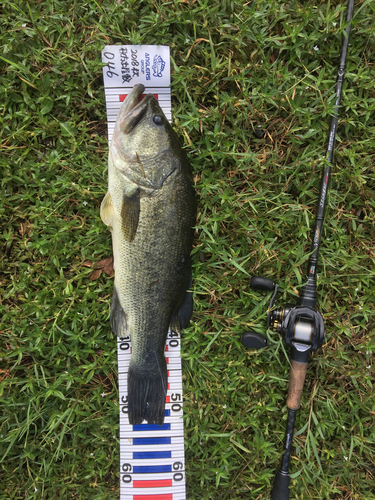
[270,1,354,498]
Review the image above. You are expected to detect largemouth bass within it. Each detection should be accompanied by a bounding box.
[100,84,195,425]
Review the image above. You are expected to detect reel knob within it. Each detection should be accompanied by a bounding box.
[250,276,275,291]
[241,331,269,349]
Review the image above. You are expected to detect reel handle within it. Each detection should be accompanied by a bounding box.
[241,331,269,349]
[250,276,275,291]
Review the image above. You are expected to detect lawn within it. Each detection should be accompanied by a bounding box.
[1,0,375,499]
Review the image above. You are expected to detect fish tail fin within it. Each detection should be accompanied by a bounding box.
[128,359,168,425]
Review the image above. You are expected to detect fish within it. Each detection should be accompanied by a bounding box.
[100,84,195,425]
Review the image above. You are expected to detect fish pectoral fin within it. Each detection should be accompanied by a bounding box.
[121,188,140,242]
[110,286,129,337]
[100,191,114,227]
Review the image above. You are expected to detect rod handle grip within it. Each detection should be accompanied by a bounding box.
[286,360,308,410]
[271,470,290,500]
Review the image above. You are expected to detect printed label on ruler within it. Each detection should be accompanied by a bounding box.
[102,46,172,142]
[102,45,170,88]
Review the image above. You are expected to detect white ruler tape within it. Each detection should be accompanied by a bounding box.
[102,45,187,500]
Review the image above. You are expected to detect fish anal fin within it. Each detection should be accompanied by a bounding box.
[100,192,114,227]
[110,287,129,338]
[121,188,140,242]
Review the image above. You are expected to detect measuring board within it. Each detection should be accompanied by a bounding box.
[101,45,187,500]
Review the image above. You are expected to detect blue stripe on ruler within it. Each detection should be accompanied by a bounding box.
[133,451,172,459]
[133,423,171,431]
[133,437,171,445]
[133,465,172,473]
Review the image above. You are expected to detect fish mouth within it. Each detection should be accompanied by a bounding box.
[119,84,145,116]
[117,84,154,135]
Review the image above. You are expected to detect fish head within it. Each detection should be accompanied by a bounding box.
[112,84,181,190]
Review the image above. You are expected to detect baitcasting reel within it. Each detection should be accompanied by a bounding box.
[242,276,325,362]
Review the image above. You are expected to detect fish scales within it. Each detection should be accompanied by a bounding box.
[101,84,195,425]
[115,159,194,363]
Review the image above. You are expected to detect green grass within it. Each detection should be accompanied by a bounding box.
[1,0,375,498]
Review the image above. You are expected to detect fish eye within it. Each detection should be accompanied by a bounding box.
[153,115,163,125]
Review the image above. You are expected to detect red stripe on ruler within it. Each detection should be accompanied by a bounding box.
[165,396,170,403]
[133,479,172,488]
[119,94,159,102]
[133,495,172,500]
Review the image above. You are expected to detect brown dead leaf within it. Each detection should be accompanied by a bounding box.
[102,256,114,276]
[95,257,110,268]
[89,269,103,281]
[88,256,114,280]
[81,260,93,268]
[95,256,114,275]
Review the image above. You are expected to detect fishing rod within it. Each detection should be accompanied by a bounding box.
[241,1,354,498]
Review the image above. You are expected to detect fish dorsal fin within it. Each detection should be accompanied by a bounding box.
[100,192,114,226]
[121,188,140,242]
